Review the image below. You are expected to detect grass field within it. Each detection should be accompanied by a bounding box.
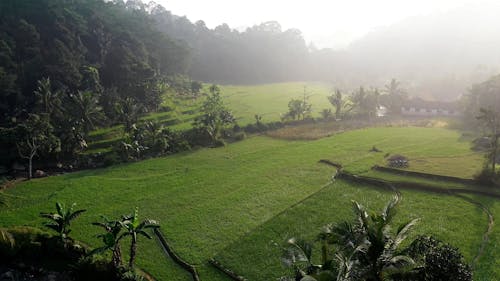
[86,82,333,153]
[1,126,497,280]
[221,82,333,125]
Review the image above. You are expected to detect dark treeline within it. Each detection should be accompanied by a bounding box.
[0,0,191,173]
[0,0,189,124]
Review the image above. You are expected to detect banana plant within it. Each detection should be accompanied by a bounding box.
[90,216,124,267]
[40,202,86,241]
[119,208,159,268]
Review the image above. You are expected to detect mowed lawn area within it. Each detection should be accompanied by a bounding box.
[0,127,494,280]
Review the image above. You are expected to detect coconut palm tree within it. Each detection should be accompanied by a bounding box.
[119,208,159,268]
[40,202,86,241]
[69,90,105,133]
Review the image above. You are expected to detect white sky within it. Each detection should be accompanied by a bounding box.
[152,0,479,49]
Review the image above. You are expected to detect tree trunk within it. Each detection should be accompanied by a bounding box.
[112,243,122,268]
[28,156,33,179]
[492,135,498,175]
[129,236,137,268]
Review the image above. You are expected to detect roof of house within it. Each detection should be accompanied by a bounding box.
[402,97,458,111]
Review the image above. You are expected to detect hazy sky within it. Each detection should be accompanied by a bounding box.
[152,0,480,49]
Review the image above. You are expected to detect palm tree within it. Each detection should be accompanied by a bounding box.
[119,208,159,268]
[39,202,86,241]
[90,216,124,267]
[70,90,104,133]
[115,97,142,133]
[330,196,419,280]
[383,79,407,115]
[34,77,63,118]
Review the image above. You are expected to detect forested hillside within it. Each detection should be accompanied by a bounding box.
[0,0,189,125]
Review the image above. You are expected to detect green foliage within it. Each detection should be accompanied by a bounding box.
[0,0,191,167]
[282,195,419,281]
[461,74,500,130]
[320,109,332,120]
[91,216,125,268]
[285,90,313,121]
[193,85,235,144]
[15,113,61,178]
[381,79,407,115]
[119,208,160,268]
[0,127,490,280]
[327,89,345,119]
[39,202,86,241]
[406,236,472,281]
[475,107,500,182]
[349,87,379,119]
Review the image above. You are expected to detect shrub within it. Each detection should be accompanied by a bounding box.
[234,132,246,141]
[387,154,409,168]
[405,236,472,281]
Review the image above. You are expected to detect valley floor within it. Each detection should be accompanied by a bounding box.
[1,127,498,280]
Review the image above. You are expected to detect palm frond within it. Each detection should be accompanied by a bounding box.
[56,202,64,216]
[381,195,400,223]
[393,218,420,248]
[137,230,153,239]
[68,209,86,221]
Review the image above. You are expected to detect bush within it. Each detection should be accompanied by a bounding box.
[103,152,122,166]
[73,257,120,281]
[213,139,226,147]
[234,132,246,141]
[387,154,409,168]
[405,236,472,281]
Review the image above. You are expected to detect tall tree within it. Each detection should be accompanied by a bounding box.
[477,108,500,175]
[383,79,406,115]
[16,114,60,179]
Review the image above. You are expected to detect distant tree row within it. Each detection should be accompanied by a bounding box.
[284,79,408,122]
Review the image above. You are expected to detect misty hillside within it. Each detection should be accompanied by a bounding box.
[336,3,500,100]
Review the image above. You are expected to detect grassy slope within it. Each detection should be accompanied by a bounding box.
[0,127,490,280]
[221,82,333,125]
[215,181,488,280]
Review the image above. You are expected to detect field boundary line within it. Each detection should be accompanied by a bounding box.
[453,194,495,268]
[335,167,496,270]
[209,258,247,281]
[153,228,201,281]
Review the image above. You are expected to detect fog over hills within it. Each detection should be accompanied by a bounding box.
[335,3,500,100]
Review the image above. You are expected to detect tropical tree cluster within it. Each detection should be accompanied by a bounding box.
[281,196,471,281]
[0,0,191,174]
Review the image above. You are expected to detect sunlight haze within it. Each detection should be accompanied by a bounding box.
[153,0,479,48]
